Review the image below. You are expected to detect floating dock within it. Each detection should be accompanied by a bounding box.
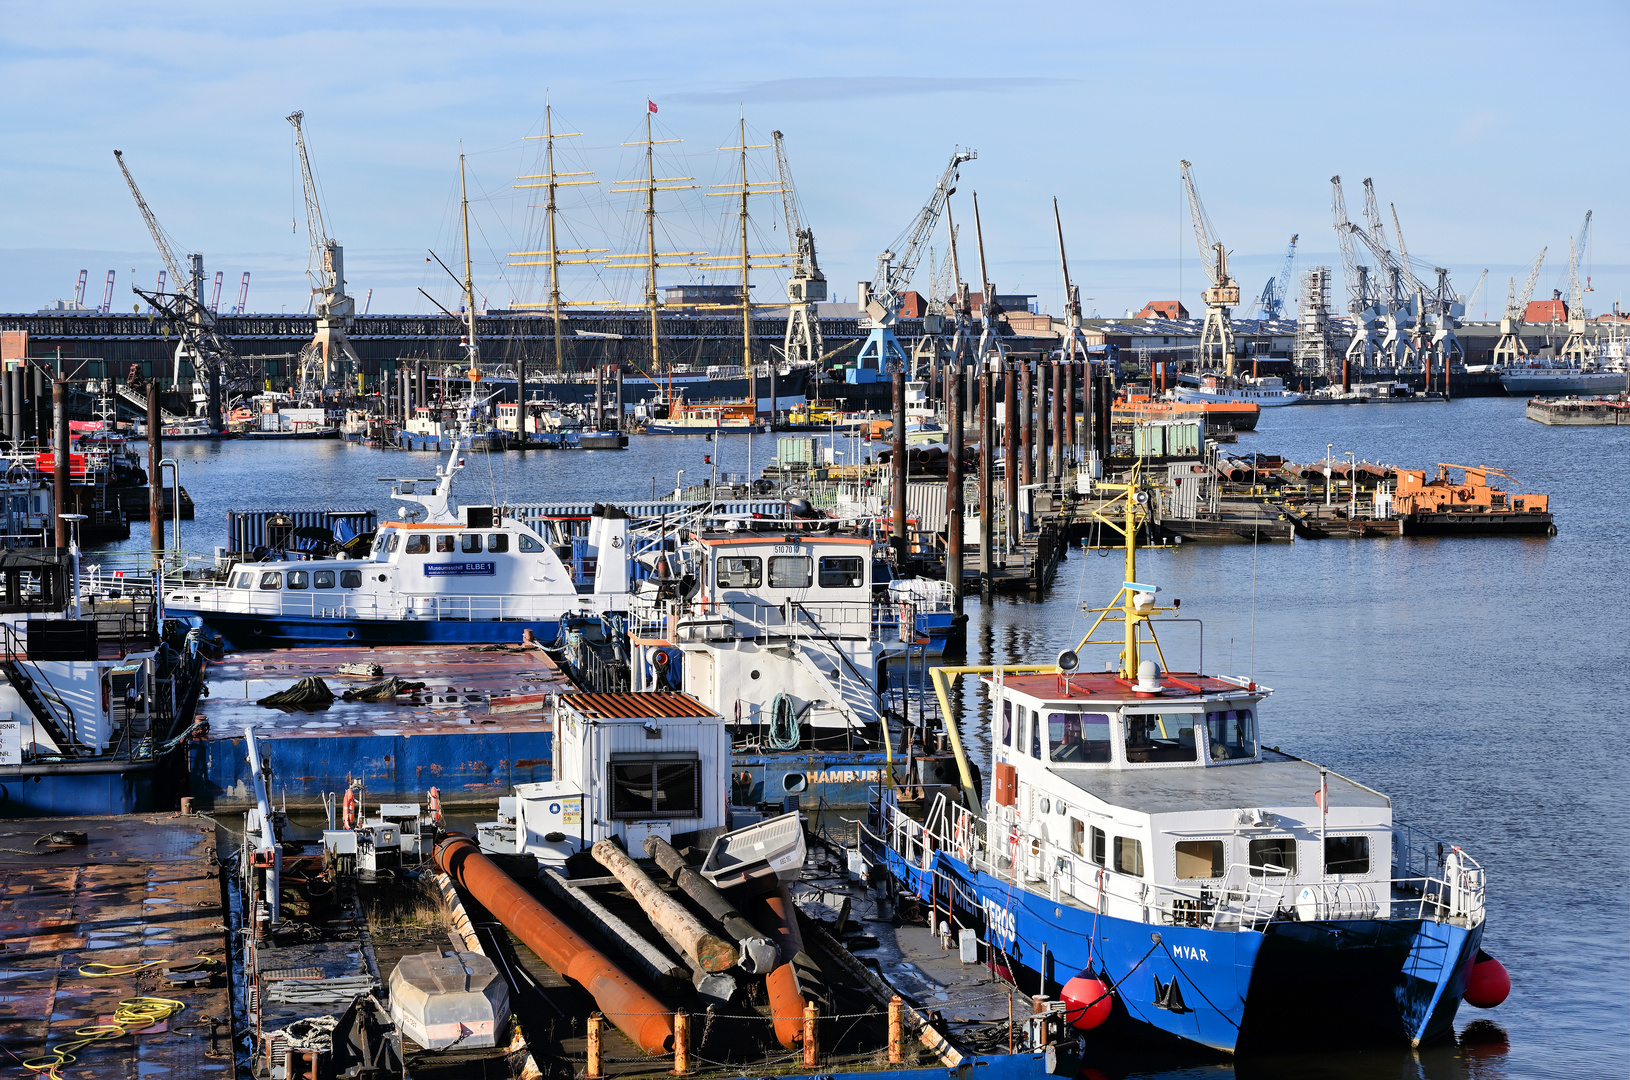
[191,643,571,808]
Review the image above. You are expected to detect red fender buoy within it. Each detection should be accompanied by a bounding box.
[1061,974,1113,1029]
[1463,951,1510,1009]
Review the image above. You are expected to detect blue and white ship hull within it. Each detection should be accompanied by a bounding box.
[192,612,563,650]
[881,844,1482,1053]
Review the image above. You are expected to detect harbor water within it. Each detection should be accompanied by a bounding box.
[103,398,1628,1080]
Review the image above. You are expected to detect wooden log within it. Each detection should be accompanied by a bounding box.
[591,839,738,973]
[644,836,778,973]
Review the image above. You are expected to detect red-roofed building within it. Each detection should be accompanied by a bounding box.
[1525,298,1567,323]
[1135,300,1190,320]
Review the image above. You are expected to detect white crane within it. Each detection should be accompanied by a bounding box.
[1253,235,1298,320]
[1492,248,1547,367]
[855,148,976,375]
[771,130,826,369]
[1560,210,1594,362]
[287,110,361,396]
[113,149,235,427]
[1389,202,1465,371]
[1331,176,1382,369]
[1179,160,1241,375]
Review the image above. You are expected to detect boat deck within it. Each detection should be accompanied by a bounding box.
[1054,749,1390,815]
[192,643,571,808]
[0,815,231,1079]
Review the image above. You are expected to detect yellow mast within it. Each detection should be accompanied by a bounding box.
[510,105,601,372]
[545,103,564,371]
[644,110,659,379]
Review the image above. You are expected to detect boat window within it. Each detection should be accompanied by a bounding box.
[518,532,544,553]
[436,535,455,553]
[1030,710,1043,758]
[1123,712,1200,764]
[1175,840,1225,880]
[286,570,309,590]
[1248,837,1297,877]
[1050,712,1112,764]
[1015,709,1028,757]
[234,572,254,589]
[488,534,508,553]
[314,570,335,589]
[1113,836,1144,877]
[340,570,362,589]
[1001,700,1012,747]
[769,556,813,589]
[258,572,281,590]
[1324,836,1370,876]
[716,556,762,589]
[1206,708,1256,761]
[1091,827,1106,866]
[381,533,399,553]
[461,534,482,553]
[1070,819,1084,856]
[609,753,702,819]
[405,535,428,554]
[817,555,865,589]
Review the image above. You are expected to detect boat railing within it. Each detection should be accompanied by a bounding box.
[158,581,603,623]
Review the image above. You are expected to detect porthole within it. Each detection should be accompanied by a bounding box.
[750,670,761,680]
[783,773,807,794]
[346,630,356,640]
[378,574,387,582]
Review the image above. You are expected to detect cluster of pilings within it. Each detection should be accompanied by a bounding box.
[888,358,1114,618]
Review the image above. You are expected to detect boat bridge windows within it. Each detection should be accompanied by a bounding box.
[1206,708,1256,760]
[817,556,865,589]
[1049,711,1112,764]
[717,557,761,588]
[768,556,812,589]
[1174,839,1226,880]
[1113,835,1144,877]
[1324,835,1370,876]
[247,568,364,590]
[1248,836,1297,877]
[1123,711,1200,764]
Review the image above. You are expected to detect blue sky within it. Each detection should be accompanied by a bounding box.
[3,0,1625,321]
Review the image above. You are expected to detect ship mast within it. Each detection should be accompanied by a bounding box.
[644,110,660,378]
[460,152,480,384]
[545,104,563,369]
[738,114,751,374]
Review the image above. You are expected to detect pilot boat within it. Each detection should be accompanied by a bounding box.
[868,470,1506,1053]
[163,442,641,647]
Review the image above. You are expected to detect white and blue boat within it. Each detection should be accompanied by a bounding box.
[867,471,1507,1054]
[164,443,642,648]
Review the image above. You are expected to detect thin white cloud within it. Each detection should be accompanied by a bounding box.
[673,76,1072,104]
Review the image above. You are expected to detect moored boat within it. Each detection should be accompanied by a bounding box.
[1175,373,1304,407]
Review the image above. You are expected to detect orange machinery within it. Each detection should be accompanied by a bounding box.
[1394,463,1549,516]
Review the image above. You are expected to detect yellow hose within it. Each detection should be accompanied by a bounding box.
[22,996,186,1079]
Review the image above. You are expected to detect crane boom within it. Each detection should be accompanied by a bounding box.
[771,131,803,274]
[1567,209,1593,315]
[99,271,115,315]
[286,110,358,393]
[113,150,187,291]
[1179,159,1221,284]
[287,110,330,274]
[866,148,976,320]
[1517,247,1547,314]
[235,272,250,315]
[1255,234,1298,319]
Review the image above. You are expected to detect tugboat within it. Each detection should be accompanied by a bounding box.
[867,468,1509,1054]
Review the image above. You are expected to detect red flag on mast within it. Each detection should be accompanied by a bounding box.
[647,99,658,114]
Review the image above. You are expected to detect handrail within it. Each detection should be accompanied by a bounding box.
[0,620,80,750]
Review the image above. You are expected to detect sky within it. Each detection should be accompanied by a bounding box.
[3,0,1627,322]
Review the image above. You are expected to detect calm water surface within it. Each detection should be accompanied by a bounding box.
[107,398,1628,1079]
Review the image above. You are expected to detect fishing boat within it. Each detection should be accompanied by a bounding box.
[865,470,1508,1054]
[1175,373,1304,407]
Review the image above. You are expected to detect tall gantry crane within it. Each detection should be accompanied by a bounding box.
[1388,202,1464,370]
[99,271,116,315]
[234,272,251,316]
[1560,210,1594,362]
[287,110,361,396]
[1053,198,1092,366]
[113,149,236,427]
[1331,176,1382,369]
[1492,248,1547,366]
[855,148,976,374]
[771,130,826,369]
[1254,235,1298,320]
[1179,160,1241,375]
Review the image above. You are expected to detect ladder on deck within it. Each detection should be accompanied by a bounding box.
[0,656,81,755]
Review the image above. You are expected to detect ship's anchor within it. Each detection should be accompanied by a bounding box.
[1153,974,1190,1013]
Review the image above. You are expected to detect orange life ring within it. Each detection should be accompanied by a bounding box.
[342,788,356,830]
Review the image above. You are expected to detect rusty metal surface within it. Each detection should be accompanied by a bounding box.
[562,691,716,720]
[0,815,231,1078]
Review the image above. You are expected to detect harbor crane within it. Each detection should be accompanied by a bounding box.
[1332,176,1382,369]
[210,271,224,314]
[1053,198,1093,366]
[855,147,976,374]
[970,191,1007,366]
[771,130,826,368]
[234,272,251,315]
[74,270,87,307]
[1389,202,1464,370]
[113,148,237,428]
[288,110,361,395]
[1179,160,1241,375]
[1253,234,1298,320]
[1560,209,1594,362]
[1358,179,1414,368]
[99,271,115,315]
[1464,269,1488,317]
[1492,247,1547,367]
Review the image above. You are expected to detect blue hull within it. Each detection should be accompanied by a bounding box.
[734,750,886,808]
[189,613,561,651]
[886,847,1480,1053]
[0,767,161,817]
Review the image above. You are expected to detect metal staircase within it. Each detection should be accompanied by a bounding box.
[0,653,81,755]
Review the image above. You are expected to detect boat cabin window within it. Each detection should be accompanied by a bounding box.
[1001,701,1012,746]
[1113,836,1144,877]
[286,570,309,590]
[1324,836,1370,876]
[1175,840,1225,879]
[314,571,335,589]
[1206,708,1256,761]
[488,534,508,553]
[1091,827,1106,866]
[259,572,281,590]
[436,535,455,553]
[234,572,254,589]
[609,753,701,819]
[717,556,762,588]
[1248,837,1297,877]
[1124,712,1200,764]
[518,532,544,553]
[340,570,362,589]
[1014,708,1027,755]
[1029,710,1042,758]
[1071,819,1084,855]
[1050,712,1112,764]
[461,534,482,554]
[378,533,399,553]
[405,535,429,554]
[769,555,812,589]
[817,555,865,588]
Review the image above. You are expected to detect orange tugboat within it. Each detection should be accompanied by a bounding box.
[1395,463,1555,536]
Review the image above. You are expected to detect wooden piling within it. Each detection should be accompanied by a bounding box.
[1036,360,1050,487]
[1003,362,1018,545]
[1064,361,1077,469]
[147,379,163,564]
[1019,361,1033,488]
[892,367,908,565]
[946,369,964,616]
[1051,361,1064,481]
[978,369,993,594]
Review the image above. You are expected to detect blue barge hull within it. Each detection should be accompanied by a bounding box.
[197,613,562,651]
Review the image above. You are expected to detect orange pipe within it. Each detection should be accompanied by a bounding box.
[435,834,674,1054]
[760,883,811,1049]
